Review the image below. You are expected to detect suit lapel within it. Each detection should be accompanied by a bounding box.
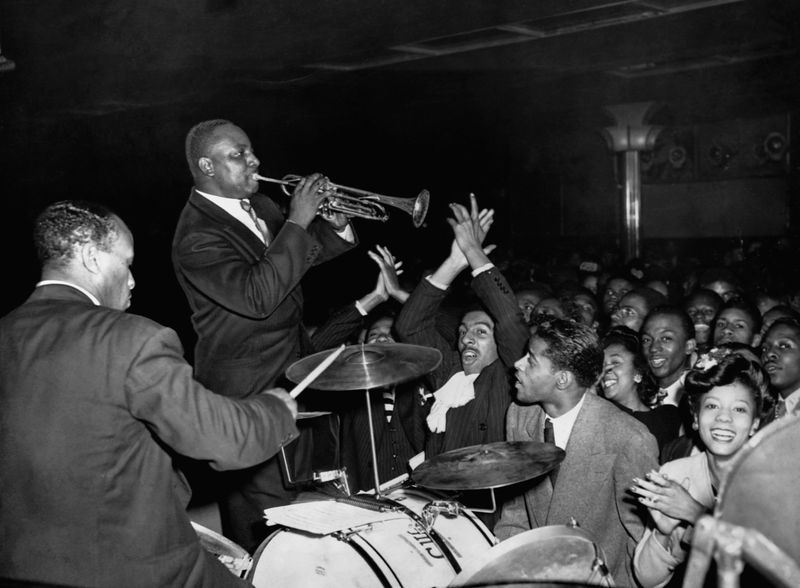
[189,189,267,257]
[546,393,606,524]
[522,407,553,527]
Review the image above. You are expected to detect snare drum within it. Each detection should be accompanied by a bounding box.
[192,521,252,579]
[449,524,614,587]
[247,486,496,587]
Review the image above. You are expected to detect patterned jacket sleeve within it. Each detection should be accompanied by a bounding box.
[471,268,529,366]
[394,278,461,389]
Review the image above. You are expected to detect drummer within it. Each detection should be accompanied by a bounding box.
[394,195,529,522]
[495,317,658,587]
[308,246,429,492]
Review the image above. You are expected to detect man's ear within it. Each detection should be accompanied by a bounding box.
[751,333,762,348]
[685,337,697,356]
[79,243,101,275]
[198,157,214,177]
[555,369,572,390]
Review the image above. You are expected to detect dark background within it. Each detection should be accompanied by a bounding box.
[2,0,800,352]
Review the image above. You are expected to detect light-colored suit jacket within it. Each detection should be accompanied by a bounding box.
[495,392,659,586]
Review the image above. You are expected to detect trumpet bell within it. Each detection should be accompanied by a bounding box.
[412,190,429,228]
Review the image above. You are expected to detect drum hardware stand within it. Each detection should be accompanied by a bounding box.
[363,388,383,498]
[421,500,462,531]
[278,444,351,495]
[452,488,498,514]
[683,516,800,588]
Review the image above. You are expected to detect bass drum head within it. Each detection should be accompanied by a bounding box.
[448,525,613,587]
[717,418,800,561]
[247,487,496,588]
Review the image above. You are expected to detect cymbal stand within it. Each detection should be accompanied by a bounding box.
[364,388,383,497]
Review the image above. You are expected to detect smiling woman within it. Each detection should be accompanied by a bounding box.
[600,326,681,451]
[631,349,771,588]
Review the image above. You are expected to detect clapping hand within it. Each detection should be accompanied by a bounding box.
[368,245,409,303]
[446,193,495,268]
[631,470,708,535]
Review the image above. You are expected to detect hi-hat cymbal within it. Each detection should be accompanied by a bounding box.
[285,343,441,391]
[413,441,565,490]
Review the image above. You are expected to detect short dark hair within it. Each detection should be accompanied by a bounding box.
[185,119,233,175]
[602,326,660,405]
[763,316,800,340]
[643,305,696,340]
[684,288,723,311]
[715,298,762,334]
[534,318,603,388]
[622,286,667,314]
[685,350,771,421]
[34,200,119,269]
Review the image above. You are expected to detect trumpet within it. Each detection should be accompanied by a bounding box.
[253,173,429,228]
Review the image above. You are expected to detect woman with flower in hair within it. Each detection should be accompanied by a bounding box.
[599,326,681,451]
[630,347,770,588]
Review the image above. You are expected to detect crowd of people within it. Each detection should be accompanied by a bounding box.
[1,118,797,587]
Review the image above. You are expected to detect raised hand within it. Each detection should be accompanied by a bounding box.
[446,193,495,269]
[368,245,409,303]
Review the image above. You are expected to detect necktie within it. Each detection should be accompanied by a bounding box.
[382,387,396,423]
[543,417,555,445]
[775,397,787,420]
[543,417,559,485]
[240,199,270,244]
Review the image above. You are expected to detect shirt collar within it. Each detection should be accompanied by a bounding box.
[545,393,586,450]
[783,387,800,415]
[195,189,265,242]
[35,280,101,306]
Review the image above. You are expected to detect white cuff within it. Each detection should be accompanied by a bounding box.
[471,263,494,277]
[425,275,448,291]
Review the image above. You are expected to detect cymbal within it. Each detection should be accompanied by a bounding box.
[413,441,565,490]
[296,411,332,420]
[285,343,441,391]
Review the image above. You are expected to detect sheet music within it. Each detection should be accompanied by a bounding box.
[263,500,404,535]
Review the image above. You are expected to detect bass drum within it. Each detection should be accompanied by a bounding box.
[448,525,614,587]
[247,486,496,587]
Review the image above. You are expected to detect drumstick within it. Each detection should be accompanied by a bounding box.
[289,344,346,399]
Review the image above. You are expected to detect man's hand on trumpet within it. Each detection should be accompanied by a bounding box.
[287,173,331,229]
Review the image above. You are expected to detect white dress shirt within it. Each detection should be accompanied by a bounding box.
[545,393,586,450]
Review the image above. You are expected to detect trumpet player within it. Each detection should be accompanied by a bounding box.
[172,119,356,552]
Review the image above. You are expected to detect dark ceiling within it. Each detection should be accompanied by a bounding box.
[2,0,799,123]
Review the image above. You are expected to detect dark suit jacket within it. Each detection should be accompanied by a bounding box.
[495,392,659,587]
[394,267,529,457]
[339,381,429,492]
[172,189,356,397]
[0,285,298,587]
[171,189,355,551]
